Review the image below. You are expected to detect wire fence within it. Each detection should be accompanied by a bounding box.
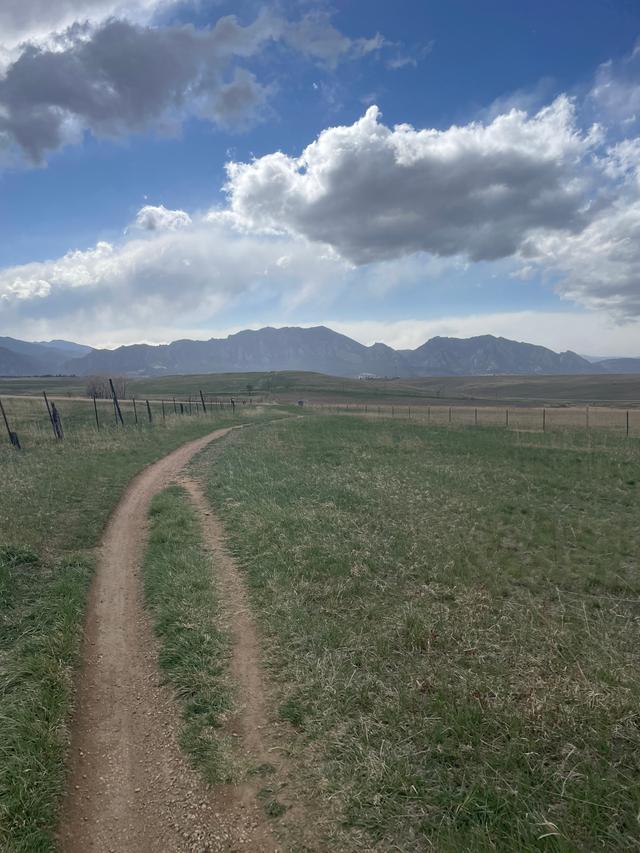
[0,384,262,450]
[309,401,640,436]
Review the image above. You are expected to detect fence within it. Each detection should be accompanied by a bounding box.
[309,401,640,436]
[0,384,260,449]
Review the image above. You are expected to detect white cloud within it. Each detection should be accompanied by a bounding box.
[0,0,166,52]
[0,208,349,341]
[226,99,599,265]
[134,204,192,231]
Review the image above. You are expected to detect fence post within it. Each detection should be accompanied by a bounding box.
[93,394,100,430]
[542,408,546,432]
[448,406,452,424]
[43,391,57,438]
[0,398,21,449]
[109,378,124,425]
[474,407,478,426]
[408,407,411,419]
[50,402,64,440]
[392,406,394,417]
[173,397,177,414]
[586,406,589,430]
[626,410,630,437]
[199,390,207,414]
[506,408,509,429]
[146,400,152,423]
[161,400,166,421]
[133,398,138,425]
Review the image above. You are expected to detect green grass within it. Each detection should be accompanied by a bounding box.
[0,547,91,853]
[0,402,269,852]
[196,417,640,851]
[2,368,639,407]
[144,486,232,782]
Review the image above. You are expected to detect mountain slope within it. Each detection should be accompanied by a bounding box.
[66,326,415,378]
[407,335,595,376]
[597,357,640,374]
[0,346,47,376]
[0,336,92,374]
[2,327,638,378]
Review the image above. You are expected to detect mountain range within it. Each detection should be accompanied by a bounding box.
[0,327,639,378]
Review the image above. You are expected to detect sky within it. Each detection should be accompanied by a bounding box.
[1,1,640,354]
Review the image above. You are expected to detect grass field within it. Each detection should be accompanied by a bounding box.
[194,417,640,851]
[144,487,232,784]
[2,368,640,408]
[0,400,267,853]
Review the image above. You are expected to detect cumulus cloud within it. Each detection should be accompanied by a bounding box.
[226,99,599,265]
[0,0,165,52]
[0,13,282,162]
[0,7,391,163]
[134,204,192,231]
[0,207,349,339]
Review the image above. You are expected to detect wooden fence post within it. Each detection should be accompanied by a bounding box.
[586,406,589,430]
[50,402,64,439]
[542,408,546,432]
[199,390,207,414]
[448,406,452,424]
[506,408,509,428]
[43,391,58,438]
[427,406,431,424]
[0,398,20,449]
[146,400,152,423]
[626,410,630,437]
[173,397,177,414]
[109,378,124,425]
[93,394,100,430]
[133,398,138,425]
[474,407,478,426]
[161,400,166,421]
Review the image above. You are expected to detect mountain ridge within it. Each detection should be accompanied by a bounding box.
[0,326,637,378]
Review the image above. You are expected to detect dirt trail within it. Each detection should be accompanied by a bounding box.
[58,427,278,853]
[181,478,273,767]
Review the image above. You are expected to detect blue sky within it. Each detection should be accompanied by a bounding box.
[1,0,640,353]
